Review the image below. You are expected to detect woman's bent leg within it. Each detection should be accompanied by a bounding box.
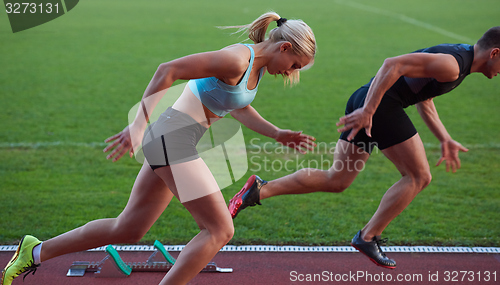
[40,162,173,262]
[154,158,233,285]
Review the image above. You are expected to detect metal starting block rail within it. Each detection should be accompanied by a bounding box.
[67,240,232,277]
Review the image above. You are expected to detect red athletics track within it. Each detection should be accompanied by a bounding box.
[1,250,499,284]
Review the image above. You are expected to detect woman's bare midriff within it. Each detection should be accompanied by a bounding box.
[172,84,222,128]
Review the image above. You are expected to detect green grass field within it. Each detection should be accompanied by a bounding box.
[1,0,499,247]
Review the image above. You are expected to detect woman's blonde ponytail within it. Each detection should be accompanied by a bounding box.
[219,12,280,44]
[247,12,281,43]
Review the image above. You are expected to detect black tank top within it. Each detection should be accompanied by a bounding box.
[364,44,474,108]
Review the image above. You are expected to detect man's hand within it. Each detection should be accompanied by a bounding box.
[437,139,469,172]
[336,107,373,141]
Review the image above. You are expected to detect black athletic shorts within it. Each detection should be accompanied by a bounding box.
[142,107,208,170]
[339,86,417,154]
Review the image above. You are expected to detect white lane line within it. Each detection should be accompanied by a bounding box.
[1,245,498,253]
[334,0,474,43]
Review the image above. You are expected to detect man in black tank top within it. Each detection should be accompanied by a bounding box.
[231,26,500,269]
[335,27,499,268]
[386,43,474,107]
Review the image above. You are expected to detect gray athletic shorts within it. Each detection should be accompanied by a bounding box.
[142,107,208,170]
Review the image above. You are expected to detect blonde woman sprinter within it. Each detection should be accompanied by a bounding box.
[2,12,317,285]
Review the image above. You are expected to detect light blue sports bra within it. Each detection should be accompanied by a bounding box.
[188,44,265,117]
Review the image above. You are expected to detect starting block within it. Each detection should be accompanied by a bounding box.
[67,240,232,277]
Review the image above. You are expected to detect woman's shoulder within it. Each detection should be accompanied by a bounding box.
[220,44,252,70]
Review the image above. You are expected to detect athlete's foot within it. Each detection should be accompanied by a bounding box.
[351,230,396,269]
[229,175,267,219]
[1,235,41,285]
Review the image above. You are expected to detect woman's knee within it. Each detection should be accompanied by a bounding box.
[120,231,146,244]
[209,222,234,246]
[218,223,235,244]
[111,218,149,244]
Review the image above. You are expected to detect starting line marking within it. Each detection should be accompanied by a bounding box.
[1,245,498,254]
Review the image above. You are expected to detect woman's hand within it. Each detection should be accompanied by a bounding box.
[275,129,316,154]
[336,107,373,141]
[437,139,469,172]
[103,125,143,162]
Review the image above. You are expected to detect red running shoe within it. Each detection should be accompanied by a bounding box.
[229,175,267,219]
